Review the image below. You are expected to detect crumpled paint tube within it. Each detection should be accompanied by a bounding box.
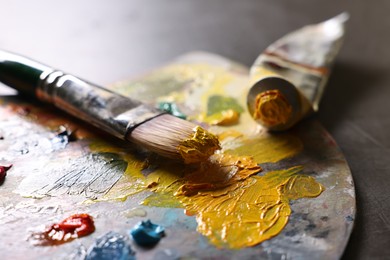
[247,13,348,131]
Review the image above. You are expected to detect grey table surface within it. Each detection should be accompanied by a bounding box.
[0,1,388,259]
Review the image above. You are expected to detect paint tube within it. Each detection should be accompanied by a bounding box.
[247,13,348,131]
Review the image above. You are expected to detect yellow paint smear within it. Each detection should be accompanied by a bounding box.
[217,130,244,141]
[137,152,323,249]
[92,129,319,249]
[227,133,303,164]
[178,166,324,248]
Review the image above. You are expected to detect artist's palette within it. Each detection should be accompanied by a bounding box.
[0,52,355,259]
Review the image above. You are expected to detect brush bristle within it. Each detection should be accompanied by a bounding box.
[127,114,221,163]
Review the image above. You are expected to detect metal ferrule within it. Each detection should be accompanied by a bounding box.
[36,70,164,140]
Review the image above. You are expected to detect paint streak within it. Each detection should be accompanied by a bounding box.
[0,164,12,184]
[30,214,95,246]
[130,220,165,247]
[178,126,221,164]
[253,90,292,127]
[90,141,148,202]
[217,130,244,142]
[19,152,127,199]
[141,193,182,208]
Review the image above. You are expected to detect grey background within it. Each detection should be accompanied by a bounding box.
[0,1,388,259]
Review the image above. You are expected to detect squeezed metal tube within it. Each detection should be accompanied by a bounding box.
[247,13,348,131]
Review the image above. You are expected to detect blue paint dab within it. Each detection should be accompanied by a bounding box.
[86,231,136,260]
[346,215,354,222]
[130,220,165,247]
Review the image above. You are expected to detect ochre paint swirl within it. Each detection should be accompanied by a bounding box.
[254,89,292,127]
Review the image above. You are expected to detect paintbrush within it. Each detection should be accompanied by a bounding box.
[0,50,221,163]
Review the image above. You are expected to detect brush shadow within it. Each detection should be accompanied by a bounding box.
[317,61,386,132]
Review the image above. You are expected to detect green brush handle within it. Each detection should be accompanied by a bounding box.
[0,50,164,140]
[0,50,50,96]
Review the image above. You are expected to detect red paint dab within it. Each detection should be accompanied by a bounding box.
[0,164,12,184]
[31,213,95,246]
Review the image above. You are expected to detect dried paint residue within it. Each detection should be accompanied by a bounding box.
[86,231,136,260]
[19,152,127,199]
[30,213,95,246]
